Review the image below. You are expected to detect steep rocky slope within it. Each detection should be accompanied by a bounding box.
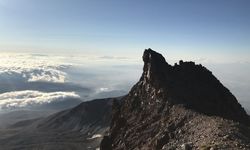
[101,49,250,150]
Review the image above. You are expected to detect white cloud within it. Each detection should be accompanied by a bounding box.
[0,90,80,110]
[0,53,71,83]
[27,68,66,83]
[99,87,109,92]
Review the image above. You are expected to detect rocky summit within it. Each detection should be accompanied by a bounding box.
[100,49,250,150]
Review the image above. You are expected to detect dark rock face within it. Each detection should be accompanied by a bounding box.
[100,49,250,150]
[141,49,249,123]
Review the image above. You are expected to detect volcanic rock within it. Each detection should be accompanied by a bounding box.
[100,49,250,150]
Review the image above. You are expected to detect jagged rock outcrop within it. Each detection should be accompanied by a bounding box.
[100,49,250,150]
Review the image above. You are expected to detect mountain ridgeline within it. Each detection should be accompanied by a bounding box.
[100,49,250,149]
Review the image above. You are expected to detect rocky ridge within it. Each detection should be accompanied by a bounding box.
[100,49,250,150]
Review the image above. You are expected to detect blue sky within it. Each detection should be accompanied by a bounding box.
[0,0,250,61]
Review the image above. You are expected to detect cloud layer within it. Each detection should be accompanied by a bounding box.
[0,53,141,113]
[0,53,71,83]
[0,90,80,110]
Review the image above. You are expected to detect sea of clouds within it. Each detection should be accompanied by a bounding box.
[0,54,70,83]
[0,53,141,112]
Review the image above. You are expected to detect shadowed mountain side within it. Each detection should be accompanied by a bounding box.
[0,97,119,150]
[0,110,54,128]
[139,49,249,124]
[37,97,116,131]
[101,49,250,150]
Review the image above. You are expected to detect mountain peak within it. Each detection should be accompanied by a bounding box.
[138,49,249,124]
[101,49,250,150]
[142,48,166,64]
[141,49,170,88]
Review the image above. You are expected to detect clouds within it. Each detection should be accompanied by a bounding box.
[0,90,80,110]
[0,53,140,84]
[0,53,84,112]
[0,53,71,83]
[0,53,141,112]
[26,68,66,83]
